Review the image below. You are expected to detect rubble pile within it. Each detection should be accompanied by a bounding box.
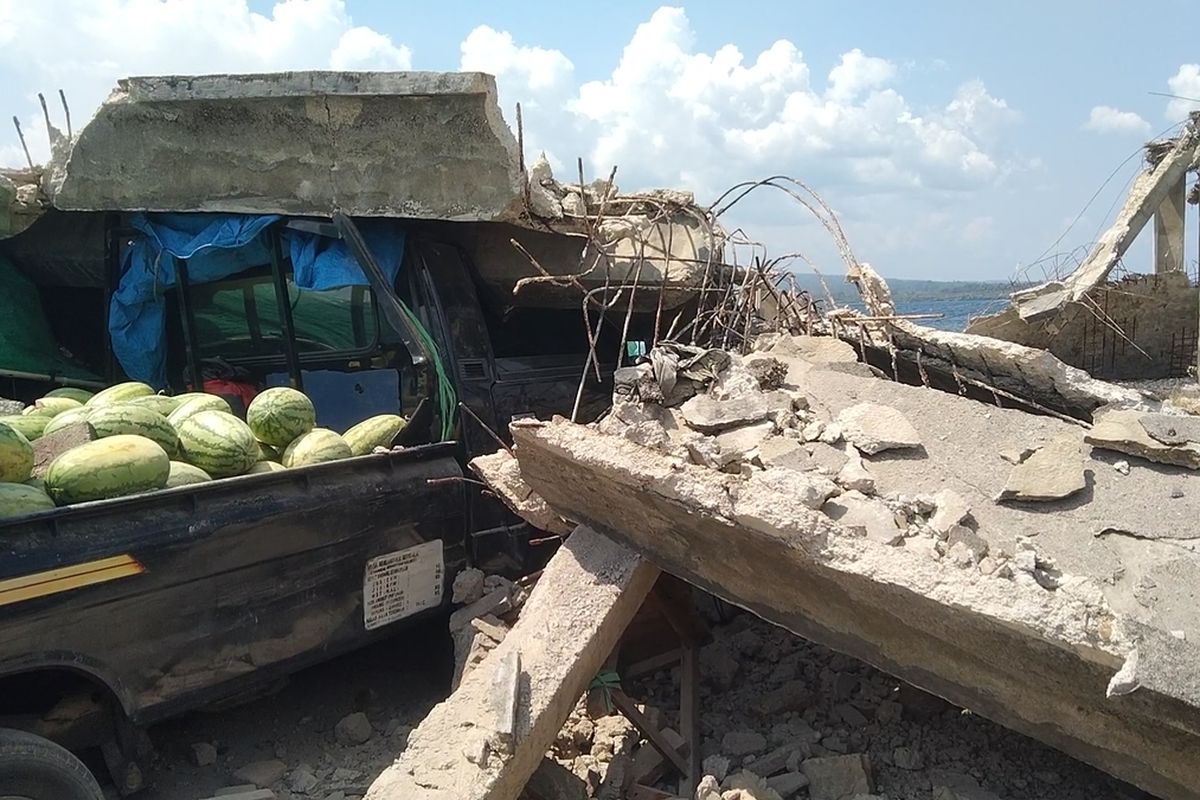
[593,337,1090,592]
[632,612,1133,800]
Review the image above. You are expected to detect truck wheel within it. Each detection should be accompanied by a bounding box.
[0,728,104,800]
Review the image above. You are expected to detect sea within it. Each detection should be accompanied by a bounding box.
[886,297,1001,332]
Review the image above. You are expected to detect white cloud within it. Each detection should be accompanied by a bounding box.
[1166,64,1200,121]
[330,26,411,71]
[1083,105,1150,135]
[517,6,1015,197]
[0,0,412,165]
[826,49,896,102]
[460,25,574,94]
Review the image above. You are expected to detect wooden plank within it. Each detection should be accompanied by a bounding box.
[678,642,701,798]
[610,690,688,778]
[365,526,660,800]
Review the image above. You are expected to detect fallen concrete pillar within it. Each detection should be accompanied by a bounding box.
[46,72,524,221]
[365,525,659,800]
[1009,112,1200,321]
[512,418,1200,800]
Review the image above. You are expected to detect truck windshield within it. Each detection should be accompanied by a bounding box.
[190,272,378,359]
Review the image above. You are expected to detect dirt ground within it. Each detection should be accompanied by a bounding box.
[109,616,452,800]
[107,603,1147,800]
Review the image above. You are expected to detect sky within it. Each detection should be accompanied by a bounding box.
[0,0,1197,281]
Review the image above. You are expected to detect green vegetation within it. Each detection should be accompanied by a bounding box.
[787,273,1021,304]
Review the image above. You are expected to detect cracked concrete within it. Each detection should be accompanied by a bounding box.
[45,72,525,220]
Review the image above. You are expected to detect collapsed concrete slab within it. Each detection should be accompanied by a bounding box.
[841,319,1149,419]
[365,525,659,800]
[512,369,1200,800]
[46,72,525,220]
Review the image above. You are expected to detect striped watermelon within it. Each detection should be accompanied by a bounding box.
[343,414,407,456]
[168,395,232,428]
[27,397,82,417]
[125,394,181,417]
[257,441,281,462]
[44,387,95,404]
[86,382,155,408]
[281,428,352,467]
[248,460,287,474]
[0,482,57,518]
[0,414,49,441]
[0,422,33,483]
[165,461,213,487]
[45,435,169,505]
[88,405,180,458]
[42,407,93,437]
[246,387,316,447]
[177,410,258,478]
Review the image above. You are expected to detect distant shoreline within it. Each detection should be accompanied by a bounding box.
[789,273,1019,304]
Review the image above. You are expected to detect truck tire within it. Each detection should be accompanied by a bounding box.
[0,728,104,800]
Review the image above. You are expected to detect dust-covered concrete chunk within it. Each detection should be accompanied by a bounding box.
[836,403,922,455]
[1086,409,1200,469]
[680,392,770,433]
[997,434,1086,502]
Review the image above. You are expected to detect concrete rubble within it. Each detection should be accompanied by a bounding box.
[364,526,659,800]
[505,334,1200,800]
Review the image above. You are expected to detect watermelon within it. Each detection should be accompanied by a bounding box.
[177,410,258,478]
[257,441,281,462]
[23,476,45,491]
[44,387,95,404]
[86,382,155,408]
[248,460,287,474]
[42,407,93,437]
[0,422,34,483]
[168,395,232,428]
[27,397,82,417]
[344,414,407,456]
[282,428,352,467]
[0,414,49,441]
[125,394,180,417]
[44,434,169,505]
[165,461,213,487]
[88,405,180,458]
[246,387,316,447]
[0,482,57,518]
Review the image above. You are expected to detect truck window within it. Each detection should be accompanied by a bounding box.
[190,272,377,359]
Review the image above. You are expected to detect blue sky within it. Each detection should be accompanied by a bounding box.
[1,0,1197,281]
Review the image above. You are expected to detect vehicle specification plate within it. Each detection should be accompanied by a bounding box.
[363,541,444,630]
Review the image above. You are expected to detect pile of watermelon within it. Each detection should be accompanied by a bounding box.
[0,382,408,519]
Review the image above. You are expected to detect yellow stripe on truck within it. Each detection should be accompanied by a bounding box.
[0,554,145,607]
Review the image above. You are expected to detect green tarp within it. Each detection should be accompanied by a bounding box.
[0,255,103,382]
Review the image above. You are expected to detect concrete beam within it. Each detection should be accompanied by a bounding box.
[512,419,1200,800]
[1154,175,1187,274]
[365,525,659,800]
[46,72,524,221]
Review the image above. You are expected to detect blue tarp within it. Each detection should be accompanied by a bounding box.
[109,213,405,388]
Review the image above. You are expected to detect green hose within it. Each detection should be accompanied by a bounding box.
[398,302,457,441]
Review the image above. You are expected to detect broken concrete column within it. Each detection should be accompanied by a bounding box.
[365,526,659,800]
[1154,175,1187,274]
